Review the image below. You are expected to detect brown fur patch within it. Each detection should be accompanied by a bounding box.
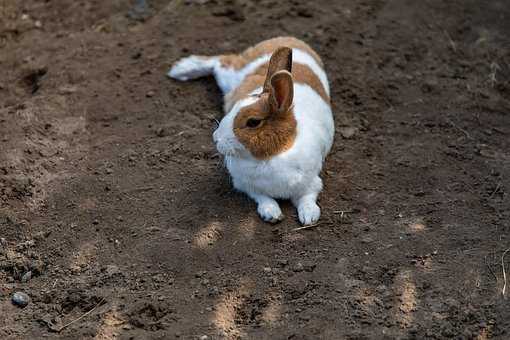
[224,74,264,113]
[224,39,326,159]
[262,47,292,92]
[220,37,323,71]
[233,93,297,159]
[257,63,329,103]
[224,62,329,112]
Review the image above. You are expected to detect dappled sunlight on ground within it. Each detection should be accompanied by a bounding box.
[94,306,126,340]
[260,291,282,326]
[192,221,223,249]
[394,269,417,328]
[409,220,427,233]
[212,277,254,338]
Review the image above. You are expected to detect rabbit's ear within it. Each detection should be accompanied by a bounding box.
[263,47,292,93]
[268,70,294,115]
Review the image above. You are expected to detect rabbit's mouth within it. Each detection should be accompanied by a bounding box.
[215,139,242,158]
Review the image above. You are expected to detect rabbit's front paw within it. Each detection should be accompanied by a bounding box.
[257,201,284,224]
[297,201,321,225]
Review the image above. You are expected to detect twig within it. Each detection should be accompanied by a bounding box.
[501,249,510,298]
[333,210,355,214]
[333,209,360,215]
[489,183,502,199]
[485,255,499,284]
[292,223,321,232]
[447,118,473,140]
[443,30,457,52]
[57,297,106,332]
[489,62,500,88]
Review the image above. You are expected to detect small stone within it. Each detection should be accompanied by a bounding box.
[303,262,317,272]
[263,267,272,273]
[293,262,304,272]
[277,259,288,267]
[0,237,6,246]
[105,265,120,276]
[207,286,219,296]
[58,85,77,95]
[155,127,167,137]
[339,126,358,139]
[195,271,207,278]
[30,259,45,275]
[361,235,374,243]
[16,240,35,251]
[146,90,155,98]
[200,335,209,340]
[12,292,30,308]
[34,231,51,241]
[34,20,42,28]
[21,271,32,283]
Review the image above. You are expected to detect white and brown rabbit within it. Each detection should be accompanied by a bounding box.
[169,37,334,225]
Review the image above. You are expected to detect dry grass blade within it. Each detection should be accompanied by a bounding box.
[501,249,510,298]
[485,254,499,284]
[57,297,106,332]
[292,222,321,231]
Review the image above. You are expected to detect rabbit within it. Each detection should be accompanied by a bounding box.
[169,37,334,225]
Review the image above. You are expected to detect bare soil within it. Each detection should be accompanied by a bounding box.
[1,0,510,339]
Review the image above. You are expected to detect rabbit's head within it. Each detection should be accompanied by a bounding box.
[213,47,296,160]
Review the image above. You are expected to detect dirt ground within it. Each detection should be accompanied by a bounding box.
[1,0,510,339]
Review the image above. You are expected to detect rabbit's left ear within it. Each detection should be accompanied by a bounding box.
[263,47,292,93]
[269,70,294,115]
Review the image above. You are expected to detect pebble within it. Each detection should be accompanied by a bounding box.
[361,235,374,243]
[339,126,358,139]
[199,336,209,340]
[146,90,155,98]
[105,265,120,276]
[195,271,207,278]
[303,262,317,272]
[12,292,30,308]
[292,262,304,272]
[277,259,288,267]
[21,271,32,283]
[156,127,167,137]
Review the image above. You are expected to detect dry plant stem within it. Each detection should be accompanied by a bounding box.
[57,297,106,332]
[292,222,321,231]
[485,255,499,284]
[502,249,510,298]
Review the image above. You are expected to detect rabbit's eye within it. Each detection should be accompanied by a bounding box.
[246,118,263,128]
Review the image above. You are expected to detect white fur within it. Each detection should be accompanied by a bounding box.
[169,48,329,98]
[170,46,334,225]
[168,55,220,81]
[214,84,334,225]
[213,55,268,94]
[292,49,330,96]
[211,48,329,98]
